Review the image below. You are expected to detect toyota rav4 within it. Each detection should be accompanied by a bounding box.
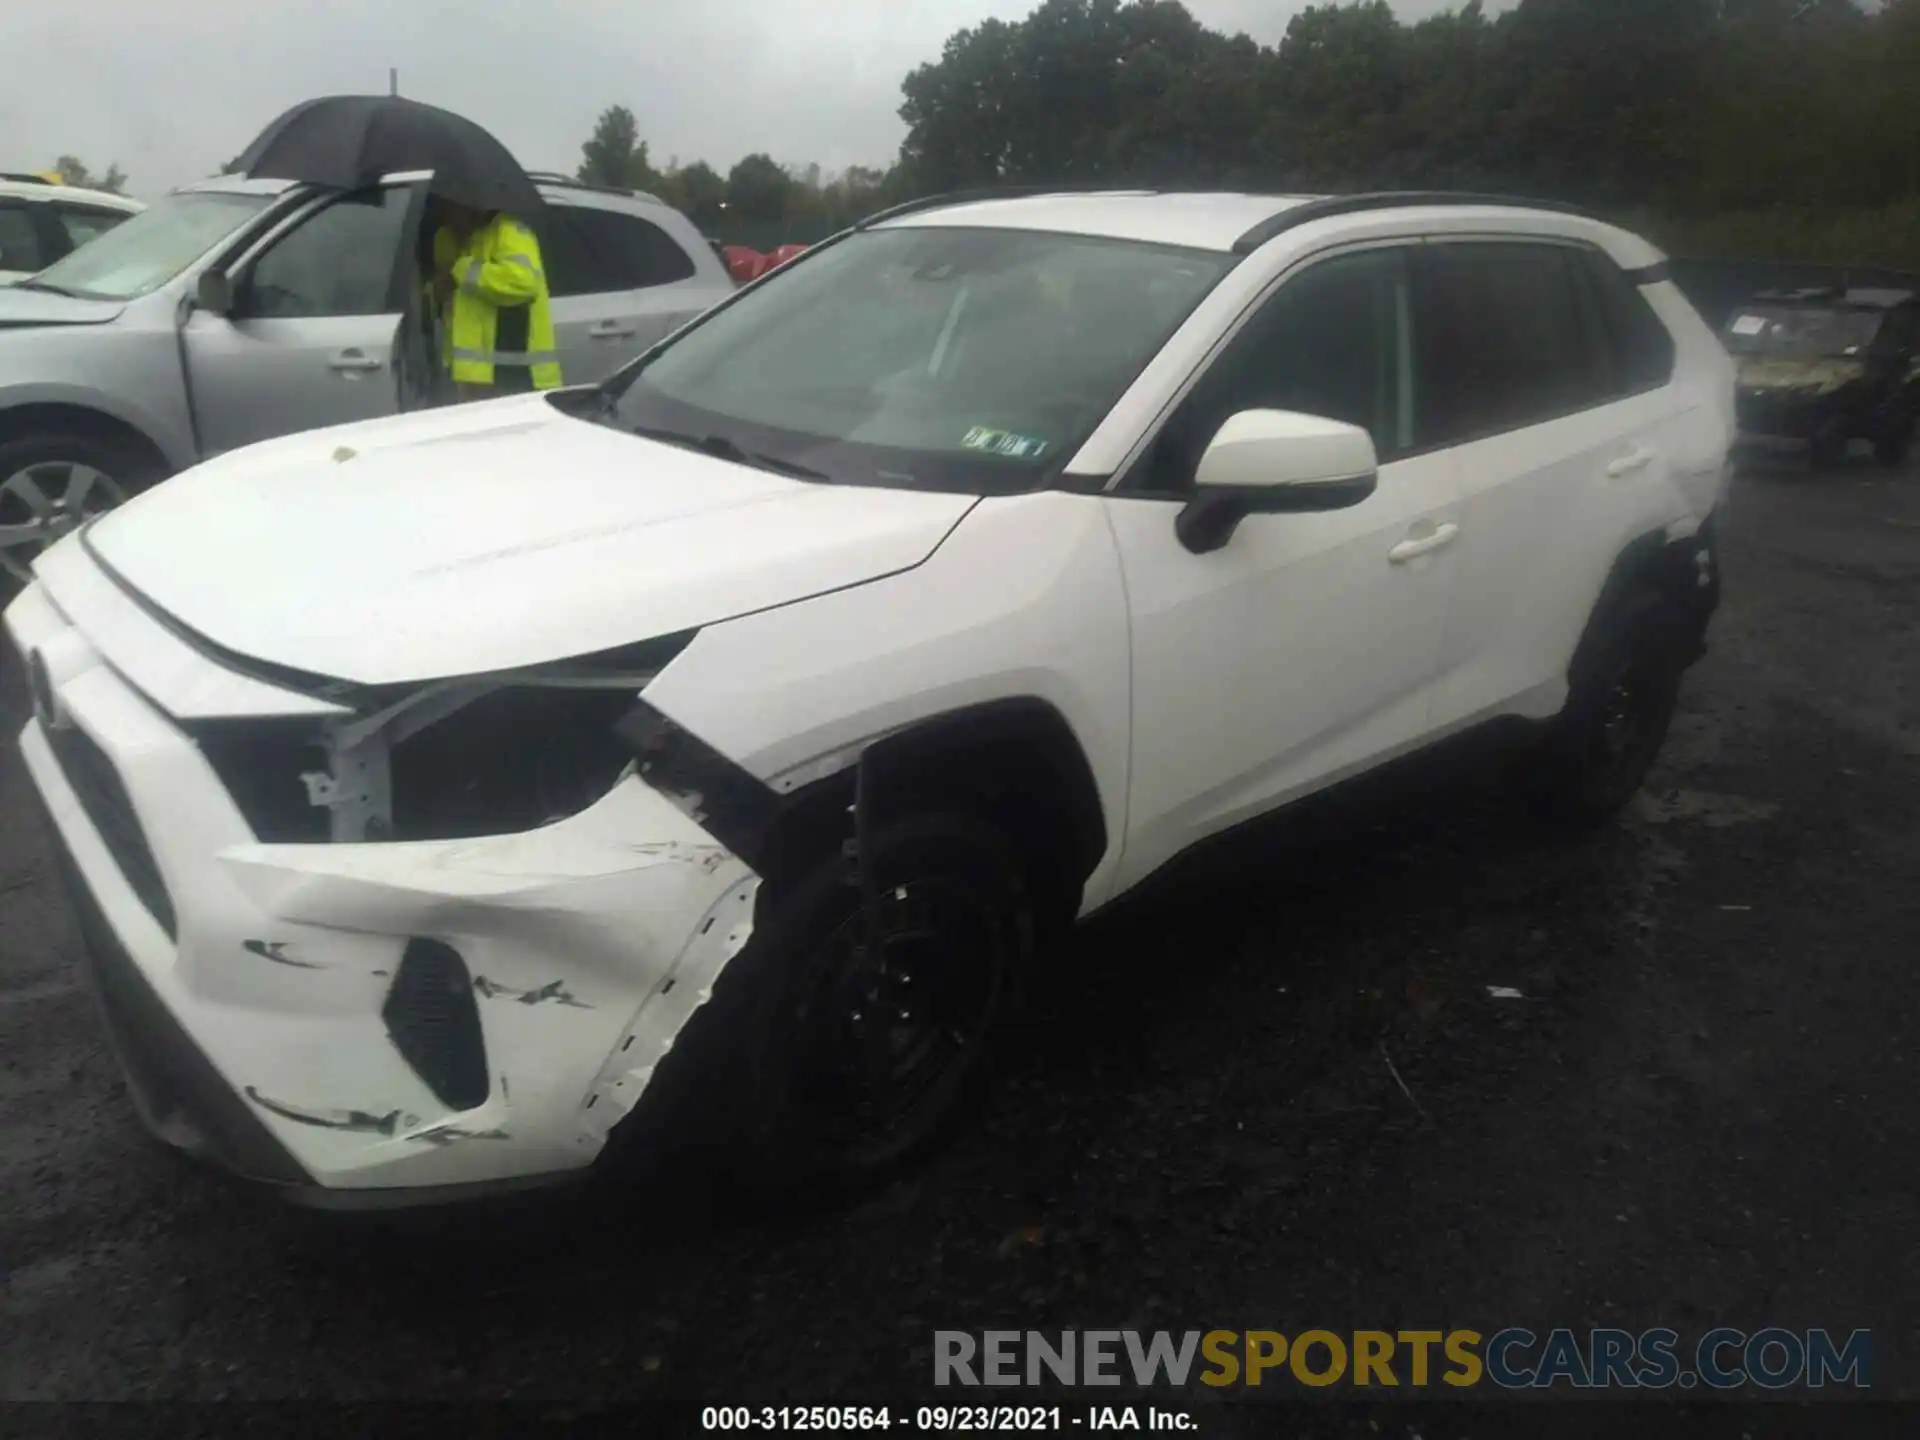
[4,190,1733,1207]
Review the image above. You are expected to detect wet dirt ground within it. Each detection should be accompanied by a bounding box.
[1,454,1915,1430]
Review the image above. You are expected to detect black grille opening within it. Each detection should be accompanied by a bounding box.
[45,724,176,939]
[390,687,636,841]
[382,939,490,1111]
[188,720,331,843]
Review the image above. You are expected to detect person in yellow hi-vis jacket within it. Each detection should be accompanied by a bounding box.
[429,200,562,401]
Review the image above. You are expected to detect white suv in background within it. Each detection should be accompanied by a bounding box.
[4,189,1733,1208]
[0,175,143,285]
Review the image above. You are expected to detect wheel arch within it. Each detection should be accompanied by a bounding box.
[628,695,1111,915]
[1569,516,1719,688]
[0,399,175,477]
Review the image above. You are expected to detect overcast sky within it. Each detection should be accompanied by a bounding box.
[3,1,1496,199]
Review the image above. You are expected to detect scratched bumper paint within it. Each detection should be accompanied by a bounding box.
[10,589,760,1197]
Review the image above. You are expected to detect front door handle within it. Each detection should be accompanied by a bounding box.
[1606,446,1656,478]
[589,322,639,340]
[328,348,383,374]
[1388,521,1460,564]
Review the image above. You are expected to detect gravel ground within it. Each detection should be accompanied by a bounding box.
[0,453,1916,1428]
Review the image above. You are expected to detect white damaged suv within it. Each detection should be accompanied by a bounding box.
[4,190,1733,1206]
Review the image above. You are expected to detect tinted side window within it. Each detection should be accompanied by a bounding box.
[1575,249,1676,394]
[0,203,44,273]
[244,188,408,318]
[1417,242,1612,446]
[545,207,697,297]
[1147,247,1414,491]
[538,211,600,299]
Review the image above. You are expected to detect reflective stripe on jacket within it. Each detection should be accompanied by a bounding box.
[433,215,562,391]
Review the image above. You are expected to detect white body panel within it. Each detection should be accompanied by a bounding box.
[643,492,1135,909]
[1101,447,1461,893]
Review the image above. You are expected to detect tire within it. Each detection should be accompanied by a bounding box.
[617,812,1035,1206]
[1525,592,1687,827]
[0,430,157,598]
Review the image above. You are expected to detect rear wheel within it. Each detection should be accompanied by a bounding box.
[1525,593,1687,827]
[0,431,156,597]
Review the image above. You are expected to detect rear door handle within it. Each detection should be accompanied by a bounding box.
[1388,521,1460,564]
[1607,446,1656,478]
[589,322,639,340]
[328,349,383,374]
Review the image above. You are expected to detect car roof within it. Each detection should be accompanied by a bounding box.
[174,171,682,216]
[0,178,144,210]
[871,188,1652,263]
[879,191,1322,252]
[175,175,306,198]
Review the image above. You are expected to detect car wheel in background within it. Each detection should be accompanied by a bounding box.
[0,431,155,599]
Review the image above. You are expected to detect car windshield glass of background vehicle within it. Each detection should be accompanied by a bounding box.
[1724,305,1884,358]
[613,226,1230,493]
[30,191,270,300]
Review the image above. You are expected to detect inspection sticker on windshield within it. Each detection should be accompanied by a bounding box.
[1730,314,1768,336]
[961,426,1048,460]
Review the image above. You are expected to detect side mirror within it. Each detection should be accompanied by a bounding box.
[1175,409,1379,555]
[194,269,233,317]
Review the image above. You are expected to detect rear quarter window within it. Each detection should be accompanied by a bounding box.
[543,206,698,297]
[1574,249,1676,395]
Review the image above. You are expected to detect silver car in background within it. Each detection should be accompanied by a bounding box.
[0,172,736,589]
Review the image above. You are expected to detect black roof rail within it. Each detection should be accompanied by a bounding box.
[1231,190,1597,255]
[855,183,1162,230]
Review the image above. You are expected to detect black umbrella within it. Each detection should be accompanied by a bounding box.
[233,94,543,213]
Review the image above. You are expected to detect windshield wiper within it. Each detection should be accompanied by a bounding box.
[632,425,828,481]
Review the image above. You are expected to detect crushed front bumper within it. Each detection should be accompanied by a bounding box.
[6,576,760,1205]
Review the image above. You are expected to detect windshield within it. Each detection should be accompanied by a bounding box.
[28,191,272,300]
[1724,305,1883,358]
[608,226,1232,493]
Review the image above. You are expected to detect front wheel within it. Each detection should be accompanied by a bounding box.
[617,812,1035,1205]
[0,431,154,598]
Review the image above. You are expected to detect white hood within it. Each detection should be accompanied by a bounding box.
[85,395,977,686]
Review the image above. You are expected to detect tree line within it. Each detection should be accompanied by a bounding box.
[56,0,1920,264]
[575,104,897,236]
[34,155,128,194]
[587,0,1920,264]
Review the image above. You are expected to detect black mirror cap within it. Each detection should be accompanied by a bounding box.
[1174,472,1378,555]
[194,270,233,316]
